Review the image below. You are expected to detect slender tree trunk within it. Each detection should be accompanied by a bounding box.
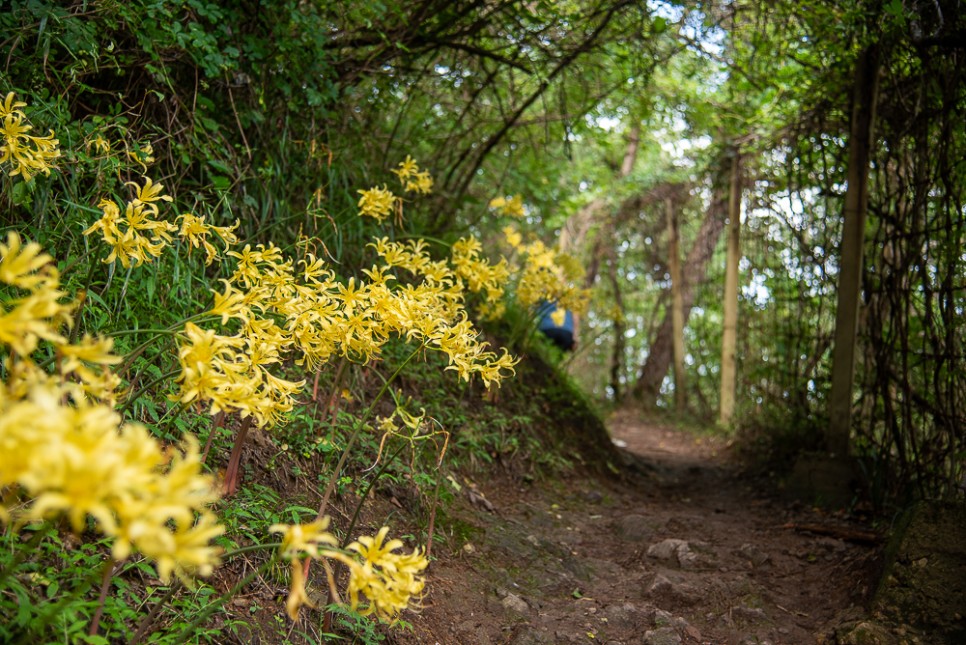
[620,124,641,176]
[719,150,742,426]
[827,46,881,457]
[607,253,625,400]
[631,158,731,407]
[666,197,686,413]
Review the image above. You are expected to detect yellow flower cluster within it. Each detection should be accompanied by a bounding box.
[391,155,433,194]
[178,242,307,427]
[178,230,516,427]
[358,156,433,223]
[180,233,517,430]
[270,521,428,623]
[177,212,240,265]
[0,92,60,181]
[450,236,509,302]
[489,194,526,219]
[0,232,223,584]
[344,526,428,621]
[357,185,398,222]
[506,228,590,317]
[83,178,238,268]
[82,177,175,268]
[369,237,518,386]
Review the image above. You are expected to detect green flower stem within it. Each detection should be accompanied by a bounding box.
[315,342,424,520]
[114,312,214,377]
[87,559,119,637]
[68,257,100,345]
[130,541,284,645]
[113,264,135,317]
[426,469,443,560]
[223,542,281,558]
[118,367,182,414]
[171,553,280,645]
[129,581,183,645]
[342,439,409,547]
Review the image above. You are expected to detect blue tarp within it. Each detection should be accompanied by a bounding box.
[536,301,574,333]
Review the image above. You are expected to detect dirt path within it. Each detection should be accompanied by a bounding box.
[395,412,881,644]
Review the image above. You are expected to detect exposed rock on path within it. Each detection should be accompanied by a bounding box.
[396,412,880,644]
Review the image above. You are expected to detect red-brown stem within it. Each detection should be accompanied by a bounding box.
[223,416,253,495]
[201,411,225,466]
[425,471,442,561]
[88,560,119,637]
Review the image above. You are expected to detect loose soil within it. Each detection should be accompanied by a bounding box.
[394,410,882,645]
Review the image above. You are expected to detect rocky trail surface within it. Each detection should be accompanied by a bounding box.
[396,412,881,645]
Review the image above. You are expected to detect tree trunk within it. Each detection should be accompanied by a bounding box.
[827,46,881,457]
[631,157,731,407]
[719,150,742,426]
[666,197,686,413]
[607,253,626,400]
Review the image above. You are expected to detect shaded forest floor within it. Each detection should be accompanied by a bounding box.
[395,410,883,645]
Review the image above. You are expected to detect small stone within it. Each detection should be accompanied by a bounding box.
[649,575,673,596]
[584,490,604,504]
[731,606,768,623]
[602,602,641,630]
[643,627,682,645]
[738,543,771,567]
[837,621,899,645]
[684,625,702,641]
[647,538,688,561]
[501,592,529,615]
[647,538,701,568]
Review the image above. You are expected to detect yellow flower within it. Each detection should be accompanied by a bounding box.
[357,185,397,222]
[0,231,57,290]
[489,194,525,218]
[283,558,316,620]
[342,526,429,622]
[0,280,74,356]
[83,179,179,268]
[0,385,223,584]
[57,334,123,373]
[127,141,155,171]
[502,225,522,249]
[90,135,111,154]
[0,92,60,181]
[270,517,338,559]
[390,155,419,182]
[405,170,433,195]
[149,511,224,583]
[177,213,239,264]
[208,280,251,324]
